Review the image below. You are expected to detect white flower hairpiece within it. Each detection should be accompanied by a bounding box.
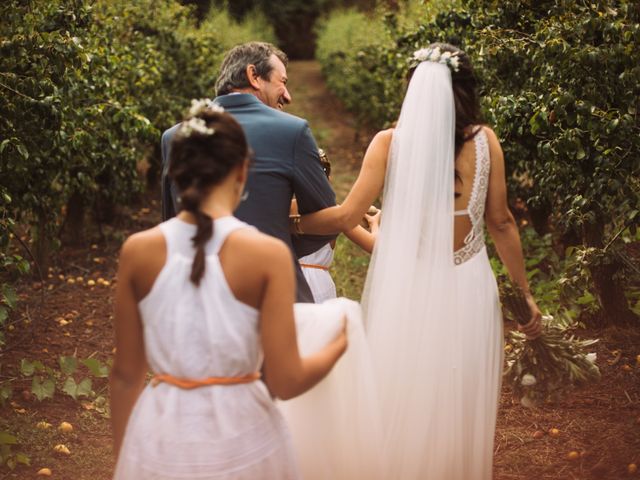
[181,98,226,137]
[181,117,215,137]
[188,98,225,117]
[411,46,461,72]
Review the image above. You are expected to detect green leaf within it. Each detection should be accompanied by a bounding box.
[62,377,78,400]
[15,453,30,466]
[31,377,55,401]
[0,306,7,324]
[0,432,17,445]
[0,385,12,406]
[82,358,109,378]
[1,285,17,309]
[0,139,10,153]
[20,359,34,377]
[76,378,92,397]
[59,356,78,376]
[16,144,28,159]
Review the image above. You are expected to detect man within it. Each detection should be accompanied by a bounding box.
[161,42,337,303]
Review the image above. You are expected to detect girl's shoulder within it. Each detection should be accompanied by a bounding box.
[221,228,292,274]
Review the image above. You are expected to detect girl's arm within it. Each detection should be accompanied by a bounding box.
[484,127,542,338]
[110,237,148,458]
[297,130,392,235]
[260,239,347,400]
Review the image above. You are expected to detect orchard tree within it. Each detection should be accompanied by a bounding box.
[472,0,640,324]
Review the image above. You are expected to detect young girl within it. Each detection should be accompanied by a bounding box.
[295,149,381,302]
[110,104,347,479]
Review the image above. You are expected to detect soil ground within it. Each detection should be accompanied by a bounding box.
[0,61,638,480]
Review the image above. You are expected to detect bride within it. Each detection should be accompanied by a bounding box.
[292,43,543,479]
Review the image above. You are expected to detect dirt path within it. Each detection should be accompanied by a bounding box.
[1,61,639,480]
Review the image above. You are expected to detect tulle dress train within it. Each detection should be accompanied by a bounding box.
[278,298,384,480]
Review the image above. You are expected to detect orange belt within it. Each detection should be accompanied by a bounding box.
[151,372,261,389]
[300,263,330,271]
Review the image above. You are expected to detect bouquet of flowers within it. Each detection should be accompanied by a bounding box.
[498,276,601,407]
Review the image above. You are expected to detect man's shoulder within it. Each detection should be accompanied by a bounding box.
[253,104,308,131]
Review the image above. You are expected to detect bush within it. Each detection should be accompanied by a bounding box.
[0,0,276,341]
[316,9,393,127]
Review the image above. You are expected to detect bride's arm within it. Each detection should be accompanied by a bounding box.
[297,129,392,235]
[484,127,542,338]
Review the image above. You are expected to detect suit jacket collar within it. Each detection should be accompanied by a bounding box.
[214,93,263,109]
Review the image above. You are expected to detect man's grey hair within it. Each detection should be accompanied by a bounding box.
[215,42,288,96]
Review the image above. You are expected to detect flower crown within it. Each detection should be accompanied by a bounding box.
[180,98,225,138]
[410,47,460,73]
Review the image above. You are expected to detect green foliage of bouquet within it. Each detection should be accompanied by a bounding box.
[499,276,600,407]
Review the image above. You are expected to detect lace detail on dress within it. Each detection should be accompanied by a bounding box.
[454,129,490,266]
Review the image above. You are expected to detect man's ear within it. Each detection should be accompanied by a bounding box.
[237,158,250,184]
[245,64,261,90]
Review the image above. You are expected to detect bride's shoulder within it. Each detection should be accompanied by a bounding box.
[375,128,394,142]
[476,125,499,144]
[370,128,394,149]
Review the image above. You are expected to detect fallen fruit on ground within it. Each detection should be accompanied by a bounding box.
[53,444,71,455]
[566,451,580,461]
[36,421,52,430]
[629,463,638,474]
[532,430,544,439]
[37,468,52,476]
[58,421,73,433]
[549,428,560,437]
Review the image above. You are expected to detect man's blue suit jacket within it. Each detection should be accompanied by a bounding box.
[161,93,337,303]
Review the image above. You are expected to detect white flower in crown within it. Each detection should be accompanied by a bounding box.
[585,352,597,364]
[412,48,431,63]
[181,117,215,137]
[188,98,225,117]
[411,46,461,72]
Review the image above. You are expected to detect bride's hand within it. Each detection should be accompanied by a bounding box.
[518,294,543,339]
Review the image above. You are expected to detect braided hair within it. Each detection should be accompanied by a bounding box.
[168,105,249,286]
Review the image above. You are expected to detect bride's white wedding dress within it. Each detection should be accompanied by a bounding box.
[279,298,384,480]
[362,64,503,479]
[281,62,502,480]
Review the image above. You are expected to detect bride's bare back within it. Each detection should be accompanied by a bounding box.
[454,129,482,251]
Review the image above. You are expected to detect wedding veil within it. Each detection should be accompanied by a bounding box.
[362,61,464,478]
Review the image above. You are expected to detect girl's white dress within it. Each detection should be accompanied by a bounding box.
[113,216,300,480]
[299,243,336,303]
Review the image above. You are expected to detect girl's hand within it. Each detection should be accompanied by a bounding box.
[332,315,349,355]
[518,294,543,339]
[364,208,381,233]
